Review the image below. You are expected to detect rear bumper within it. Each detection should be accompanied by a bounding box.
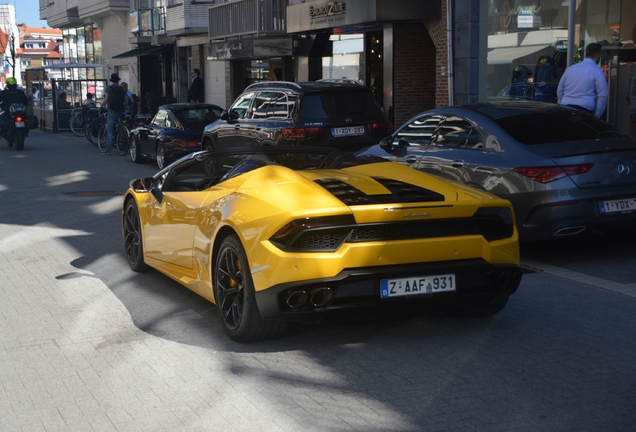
[514,192,636,241]
[254,259,522,321]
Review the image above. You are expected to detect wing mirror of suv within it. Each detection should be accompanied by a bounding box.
[221,110,240,122]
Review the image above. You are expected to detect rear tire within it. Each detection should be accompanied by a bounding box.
[85,123,97,146]
[214,235,288,341]
[97,124,107,153]
[15,133,25,151]
[123,200,149,272]
[156,143,167,169]
[116,125,130,156]
[130,135,145,163]
[70,113,84,136]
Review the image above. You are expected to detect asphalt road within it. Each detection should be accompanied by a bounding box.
[1,129,635,431]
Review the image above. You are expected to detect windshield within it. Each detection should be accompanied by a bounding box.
[494,111,624,145]
[300,90,383,121]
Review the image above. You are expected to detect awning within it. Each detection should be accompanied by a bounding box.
[27,62,107,70]
[113,44,172,59]
[487,45,551,65]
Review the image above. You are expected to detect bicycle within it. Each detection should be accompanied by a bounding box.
[69,104,99,137]
[85,110,106,147]
[97,112,133,155]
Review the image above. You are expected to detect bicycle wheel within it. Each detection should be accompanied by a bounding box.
[116,124,131,156]
[97,124,108,153]
[85,123,97,146]
[69,114,84,136]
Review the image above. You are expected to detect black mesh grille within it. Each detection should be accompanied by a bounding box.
[293,228,351,250]
[350,220,480,241]
[314,178,444,205]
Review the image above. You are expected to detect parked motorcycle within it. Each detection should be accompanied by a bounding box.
[1,103,37,151]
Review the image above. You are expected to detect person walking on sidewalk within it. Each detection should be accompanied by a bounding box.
[100,73,128,155]
[187,68,204,103]
[557,43,608,118]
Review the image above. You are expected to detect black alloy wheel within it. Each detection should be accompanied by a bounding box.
[214,235,287,341]
[123,200,149,272]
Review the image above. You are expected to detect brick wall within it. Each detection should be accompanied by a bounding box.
[393,22,437,127]
[425,0,450,107]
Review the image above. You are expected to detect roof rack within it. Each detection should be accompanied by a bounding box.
[316,78,364,85]
[245,81,302,90]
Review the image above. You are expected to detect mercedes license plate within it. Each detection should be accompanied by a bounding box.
[332,126,364,137]
[381,274,456,298]
[15,122,24,128]
[599,197,636,214]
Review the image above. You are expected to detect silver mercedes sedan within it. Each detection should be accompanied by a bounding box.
[360,101,636,242]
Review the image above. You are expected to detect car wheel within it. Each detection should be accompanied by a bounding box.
[214,235,288,341]
[453,296,509,319]
[123,200,149,272]
[156,143,167,169]
[202,139,215,151]
[130,135,145,163]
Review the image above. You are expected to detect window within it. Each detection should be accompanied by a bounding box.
[394,115,443,146]
[229,92,255,119]
[151,109,167,126]
[433,116,482,149]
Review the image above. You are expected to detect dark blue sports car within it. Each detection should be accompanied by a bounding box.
[130,103,224,169]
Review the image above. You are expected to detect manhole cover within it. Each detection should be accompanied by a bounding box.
[64,190,120,197]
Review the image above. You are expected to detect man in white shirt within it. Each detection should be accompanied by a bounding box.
[557,43,608,118]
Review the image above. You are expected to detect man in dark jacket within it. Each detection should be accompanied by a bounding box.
[187,68,204,103]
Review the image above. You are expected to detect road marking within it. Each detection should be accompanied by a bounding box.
[522,258,636,298]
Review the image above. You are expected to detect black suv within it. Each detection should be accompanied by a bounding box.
[201,80,392,153]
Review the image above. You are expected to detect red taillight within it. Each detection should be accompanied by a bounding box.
[371,121,393,133]
[15,116,23,122]
[176,141,198,148]
[514,164,593,183]
[282,127,324,139]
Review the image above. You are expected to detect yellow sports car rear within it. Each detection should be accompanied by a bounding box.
[122,147,521,341]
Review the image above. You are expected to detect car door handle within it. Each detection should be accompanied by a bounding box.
[234,125,240,130]
[451,160,464,167]
[405,156,418,164]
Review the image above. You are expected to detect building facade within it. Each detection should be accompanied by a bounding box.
[38,0,636,135]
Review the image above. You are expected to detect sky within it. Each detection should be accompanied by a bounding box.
[8,0,50,28]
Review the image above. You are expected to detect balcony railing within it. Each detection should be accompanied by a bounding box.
[130,7,166,37]
[209,0,286,40]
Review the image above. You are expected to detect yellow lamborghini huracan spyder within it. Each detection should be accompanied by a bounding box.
[122,146,522,341]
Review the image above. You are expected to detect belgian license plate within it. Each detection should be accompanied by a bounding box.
[332,126,364,137]
[381,274,456,298]
[599,198,636,214]
[15,122,24,128]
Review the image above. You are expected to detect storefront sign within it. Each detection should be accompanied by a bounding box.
[287,0,440,33]
[309,2,347,19]
[517,6,541,29]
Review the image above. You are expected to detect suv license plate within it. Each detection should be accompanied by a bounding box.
[332,126,364,137]
[599,198,636,214]
[381,274,455,298]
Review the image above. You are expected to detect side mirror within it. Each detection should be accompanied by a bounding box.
[131,177,154,192]
[379,136,393,150]
[220,110,229,121]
